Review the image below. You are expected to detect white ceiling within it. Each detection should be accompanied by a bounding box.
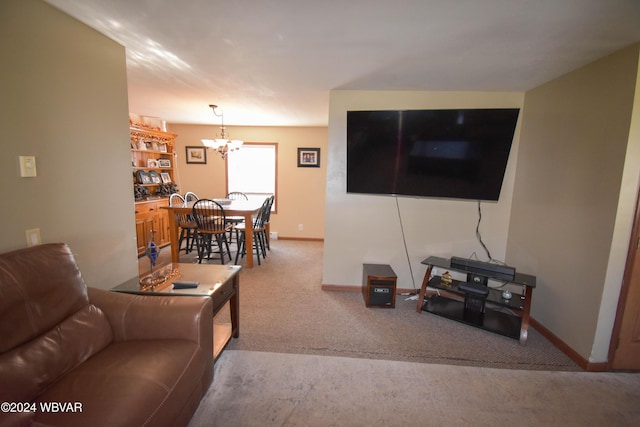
[45,0,640,127]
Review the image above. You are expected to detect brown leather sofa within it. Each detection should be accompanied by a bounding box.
[0,243,213,427]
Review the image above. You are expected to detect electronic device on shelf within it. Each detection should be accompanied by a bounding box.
[450,256,516,281]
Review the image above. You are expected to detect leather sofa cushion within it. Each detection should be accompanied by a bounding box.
[33,339,207,427]
[0,244,89,353]
[0,303,113,402]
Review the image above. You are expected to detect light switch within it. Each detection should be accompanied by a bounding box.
[19,156,37,177]
[25,228,41,247]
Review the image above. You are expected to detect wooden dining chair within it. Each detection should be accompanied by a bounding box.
[234,197,270,266]
[226,192,248,201]
[225,192,249,243]
[169,193,185,206]
[185,191,199,202]
[261,195,275,251]
[192,199,232,264]
[169,193,197,254]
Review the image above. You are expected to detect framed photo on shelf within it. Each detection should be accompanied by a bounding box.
[297,148,320,168]
[136,170,152,184]
[148,171,161,184]
[161,172,172,183]
[147,159,159,168]
[157,159,171,168]
[186,146,207,164]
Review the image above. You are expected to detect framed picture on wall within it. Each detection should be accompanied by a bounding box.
[186,146,207,164]
[297,147,320,168]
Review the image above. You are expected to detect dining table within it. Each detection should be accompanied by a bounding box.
[162,198,267,268]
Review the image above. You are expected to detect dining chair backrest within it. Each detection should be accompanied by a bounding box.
[252,197,271,229]
[263,195,275,222]
[170,192,195,228]
[226,192,248,201]
[169,193,186,206]
[185,191,199,203]
[192,199,227,233]
[170,193,197,253]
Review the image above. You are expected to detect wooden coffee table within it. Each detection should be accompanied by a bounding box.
[112,263,241,360]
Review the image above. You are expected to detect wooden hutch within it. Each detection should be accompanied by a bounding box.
[130,121,178,255]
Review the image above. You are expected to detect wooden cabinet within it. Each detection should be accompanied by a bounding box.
[130,122,178,255]
[135,199,170,255]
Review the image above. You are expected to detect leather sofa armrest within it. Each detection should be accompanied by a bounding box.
[87,287,213,348]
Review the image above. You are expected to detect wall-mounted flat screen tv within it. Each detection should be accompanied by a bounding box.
[346,108,520,201]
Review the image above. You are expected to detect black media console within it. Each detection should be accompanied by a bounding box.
[416,256,536,344]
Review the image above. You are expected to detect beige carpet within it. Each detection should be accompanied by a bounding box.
[188,350,640,427]
[223,240,579,370]
[163,240,640,426]
[143,239,581,370]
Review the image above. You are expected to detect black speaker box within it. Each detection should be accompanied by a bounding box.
[362,264,397,308]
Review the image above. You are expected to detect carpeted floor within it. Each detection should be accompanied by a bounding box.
[143,240,640,426]
[188,350,640,427]
[143,239,581,370]
[226,240,579,370]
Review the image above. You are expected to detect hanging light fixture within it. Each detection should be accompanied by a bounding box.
[201,104,243,159]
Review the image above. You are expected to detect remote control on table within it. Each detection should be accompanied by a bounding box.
[172,281,199,289]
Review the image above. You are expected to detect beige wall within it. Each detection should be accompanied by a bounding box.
[597,52,640,362]
[167,124,328,239]
[323,91,525,290]
[508,45,640,361]
[0,0,138,289]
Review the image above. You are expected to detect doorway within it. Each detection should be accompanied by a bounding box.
[609,191,640,370]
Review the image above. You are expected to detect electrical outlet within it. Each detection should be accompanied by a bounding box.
[298,224,303,231]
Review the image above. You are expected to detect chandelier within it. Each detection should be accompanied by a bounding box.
[201,104,243,159]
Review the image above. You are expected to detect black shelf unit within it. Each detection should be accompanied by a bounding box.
[416,256,536,343]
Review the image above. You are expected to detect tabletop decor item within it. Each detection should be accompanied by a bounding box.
[141,231,166,290]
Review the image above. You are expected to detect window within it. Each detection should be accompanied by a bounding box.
[226,143,277,210]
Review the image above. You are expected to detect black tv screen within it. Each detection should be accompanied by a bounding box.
[346,108,520,201]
